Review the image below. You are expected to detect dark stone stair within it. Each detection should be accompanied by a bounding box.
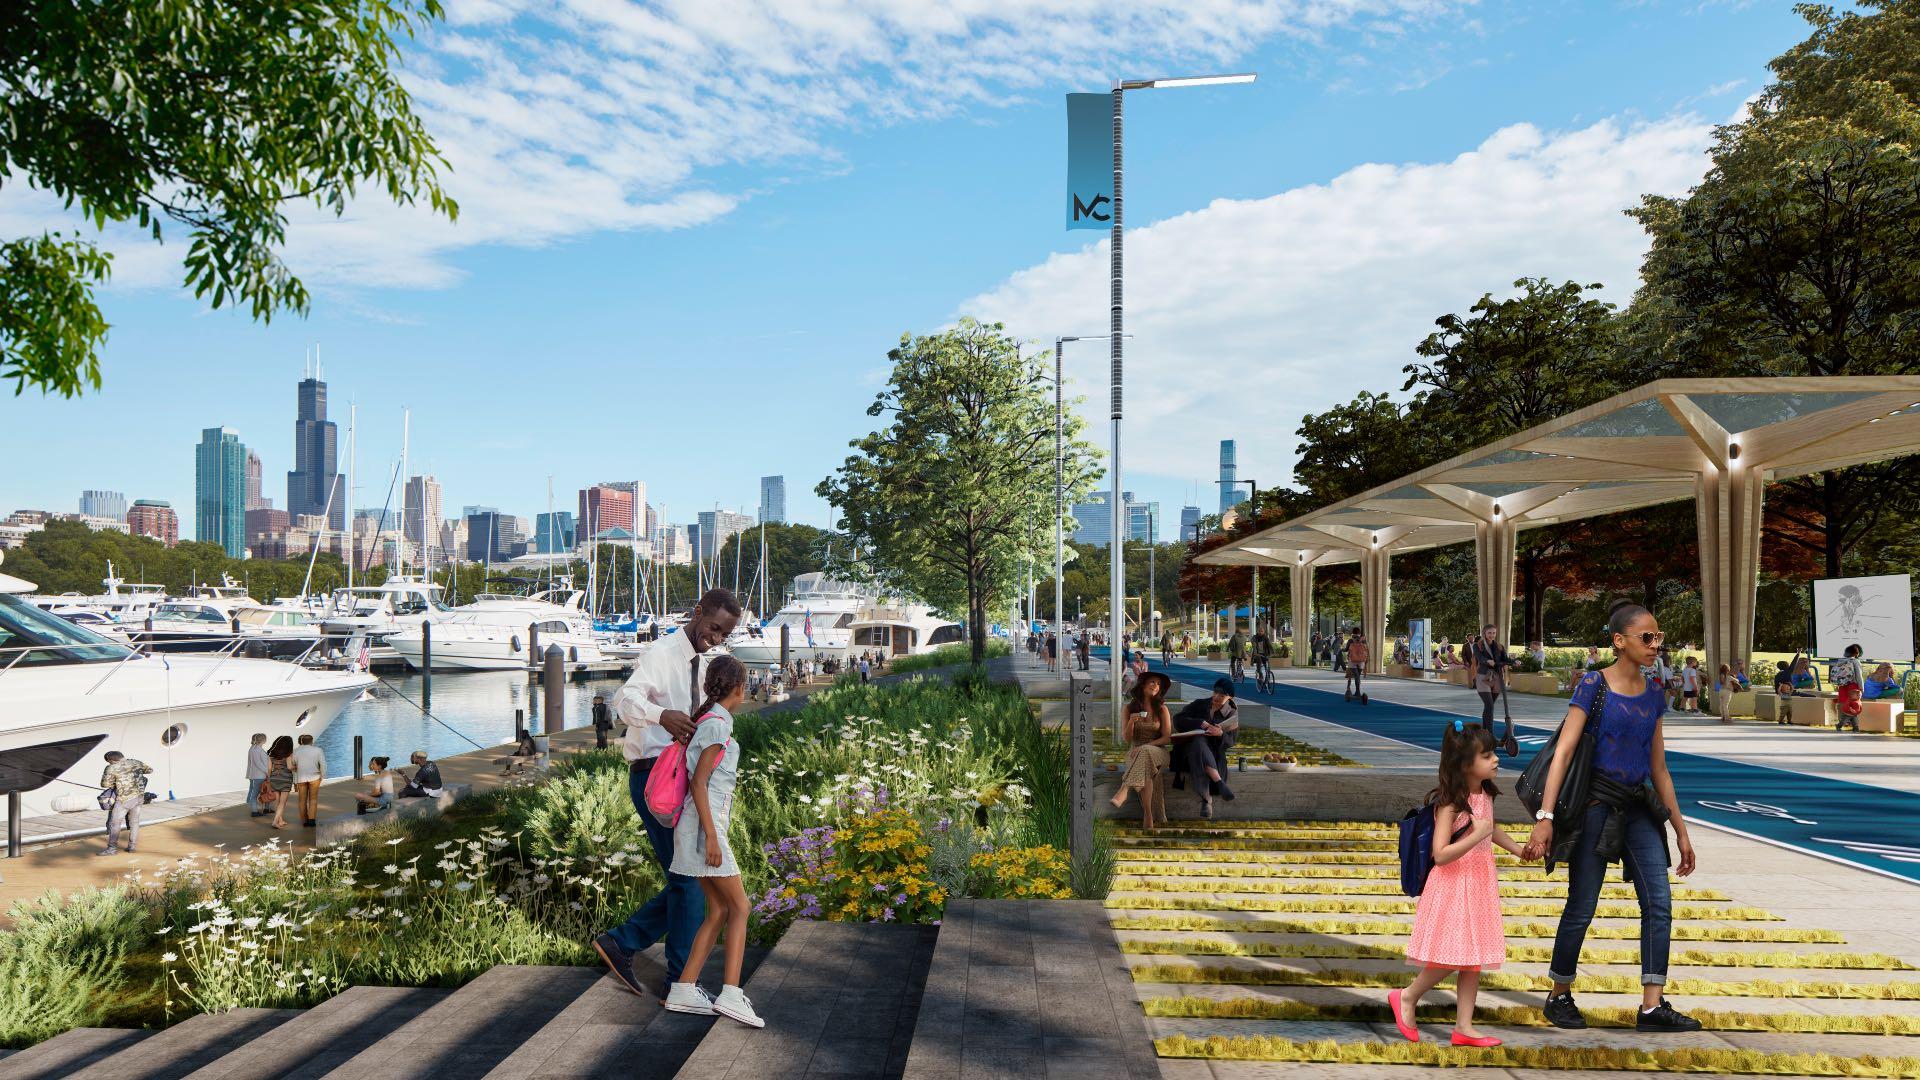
[0,1028,152,1080]
[63,1009,297,1080]
[183,986,450,1080]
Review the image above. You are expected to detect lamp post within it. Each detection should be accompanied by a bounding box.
[1224,478,1257,634]
[1050,333,1128,661]
[1106,70,1255,727]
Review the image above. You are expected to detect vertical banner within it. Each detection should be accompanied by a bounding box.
[1409,618,1430,671]
[1065,93,1114,230]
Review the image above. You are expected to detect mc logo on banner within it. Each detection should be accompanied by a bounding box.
[1065,93,1113,231]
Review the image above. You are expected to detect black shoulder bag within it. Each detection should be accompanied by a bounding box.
[1516,675,1606,818]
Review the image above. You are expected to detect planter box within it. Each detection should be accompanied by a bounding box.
[1506,672,1561,696]
[1790,694,1836,728]
[1858,700,1902,733]
[1386,663,1418,680]
[1752,689,1782,723]
[1445,668,1472,688]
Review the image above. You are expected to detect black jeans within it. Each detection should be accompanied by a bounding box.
[1478,690,1498,726]
[1177,738,1232,803]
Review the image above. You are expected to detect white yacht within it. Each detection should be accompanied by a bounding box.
[26,562,170,624]
[0,556,372,823]
[850,602,966,659]
[317,575,450,642]
[729,573,867,665]
[387,584,604,671]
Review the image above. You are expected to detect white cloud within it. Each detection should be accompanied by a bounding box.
[963,113,1714,487]
[1,0,1470,297]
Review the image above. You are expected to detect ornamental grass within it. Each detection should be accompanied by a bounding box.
[1108,913,1845,943]
[1117,938,1910,970]
[1142,995,1920,1034]
[1129,962,1920,998]
[1109,876,1729,902]
[1153,1034,1920,1075]
[1105,896,1779,920]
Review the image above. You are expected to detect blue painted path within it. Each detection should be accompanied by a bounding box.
[1139,654,1920,885]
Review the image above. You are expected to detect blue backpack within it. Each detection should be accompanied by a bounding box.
[1397,803,1470,897]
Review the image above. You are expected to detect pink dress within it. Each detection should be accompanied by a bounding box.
[1405,791,1505,970]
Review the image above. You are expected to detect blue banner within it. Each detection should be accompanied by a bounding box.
[1408,618,1430,670]
[1065,93,1113,230]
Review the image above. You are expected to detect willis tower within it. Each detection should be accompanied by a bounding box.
[288,359,345,530]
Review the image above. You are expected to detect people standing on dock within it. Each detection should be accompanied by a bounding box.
[665,654,763,1028]
[595,588,743,1000]
[858,655,871,683]
[245,733,270,818]
[97,750,152,856]
[292,734,326,829]
[592,694,614,750]
[1521,598,1701,1035]
[265,736,295,830]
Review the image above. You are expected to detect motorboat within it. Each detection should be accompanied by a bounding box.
[0,556,372,822]
[849,603,966,660]
[25,562,170,624]
[317,574,450,642]
[728,573,866,665]
[387,584,605,671]
[231,605,328,660]
[43,607,134,643]
[132,599,247,653]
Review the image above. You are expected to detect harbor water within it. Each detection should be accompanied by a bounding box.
[312,668,630,778]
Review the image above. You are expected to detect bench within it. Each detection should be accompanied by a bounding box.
[1858,699,1904,733]
[1752,689,1783,722]
[316,784,473,847]
[1790,694,1836,727]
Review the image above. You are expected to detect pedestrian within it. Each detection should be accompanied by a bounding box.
[1160,632,1173,668]
[1714,664,1736,724]
[664,654,763,1028]
[245,732,270,817]
[592,693,614,750]
[1077,629,1091,671]
[354,757,398,815]
[1047,631,1059,672]
[1832,643,1864,732]
[1468,625,1509,727]
[265,735,295,830]
[1346,628,1370,701]
[1678,656,1702,714]
[398,751,443,798]
[858,655,871,683]
[97,750,152,856]
[1109,671,1172,830]
[1521,598,1702,1034]
[1171,677,1238,818]
[292,733,326,828]
[1584,645,1602,671]
[1388,721,1521,1047]
[594,588,743,1000]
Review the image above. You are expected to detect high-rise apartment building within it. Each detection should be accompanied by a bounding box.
[759,476,786,524]
[196,427,249,557]
[79,490,127,521]
[1180,505,1202,540]
[404,475,443,560]
[464,510,517,563]
[1218,439,1238,515]
[578,485,637,539]
[534,511,576,554]
[128,499,178,546]
[287,366,344,530]
[1127,500,1161,544]
[1073,491,1160,547]
[696,509,754,562]
[654,524,690,565]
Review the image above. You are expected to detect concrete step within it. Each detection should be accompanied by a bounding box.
[315,965,604,1080]
[183,986,451,1080]
[61,1010,298,1080]
[0,1028,152,1080]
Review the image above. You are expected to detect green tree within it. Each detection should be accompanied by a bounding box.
[818,319,1102,663]
[1,0,458,396]
[1290,392,1438,506]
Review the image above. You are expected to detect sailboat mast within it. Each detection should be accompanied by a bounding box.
[399,408,410,578]
[346,401,356,597]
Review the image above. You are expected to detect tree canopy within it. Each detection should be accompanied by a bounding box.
[1,0,458,395]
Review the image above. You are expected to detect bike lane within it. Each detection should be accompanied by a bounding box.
[1152,657,1920,886]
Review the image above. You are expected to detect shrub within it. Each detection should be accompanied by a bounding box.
[751,797,947,937]
[511,753,646,864]
[971,845,1072,899]
[0,888,153,1048]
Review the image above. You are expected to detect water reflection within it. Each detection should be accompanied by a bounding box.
[314,669,628,778]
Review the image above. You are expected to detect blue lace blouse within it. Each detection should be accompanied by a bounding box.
[1568,669,1664,786]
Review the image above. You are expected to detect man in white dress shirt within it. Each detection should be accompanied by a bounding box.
[593,588,742,999]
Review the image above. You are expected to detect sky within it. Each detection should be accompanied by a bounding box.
[1,0,1816,540]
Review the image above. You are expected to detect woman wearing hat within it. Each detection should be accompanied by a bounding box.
[1110,670,1174,830]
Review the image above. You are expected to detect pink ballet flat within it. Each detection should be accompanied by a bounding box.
[1388,990,1418,1042]
[1451,1032,1502,1047]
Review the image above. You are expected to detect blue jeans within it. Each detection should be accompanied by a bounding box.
[605,760,705,984]
[245,778,265,813]
[1549,800,1672,985]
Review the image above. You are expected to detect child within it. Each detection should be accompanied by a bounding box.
[1389,722,1523,1047]
[664,655,763,1028]
[1715,664,1735,724]
[1679,656,1701,714]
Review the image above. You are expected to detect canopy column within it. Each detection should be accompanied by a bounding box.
[1474,518,1516,650]
[1360,547,1390,675]
[1289,561,1314,668]
[1696,462,1764,687]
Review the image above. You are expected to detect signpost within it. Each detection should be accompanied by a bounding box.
[1070,670,1095,865]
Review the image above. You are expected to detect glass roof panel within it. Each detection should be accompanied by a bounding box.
[1377,485,1438,501]
[1559,398,1687,438]
[1691,391,1877,433]
[1477,450,1555,466]
[1455,482,1543,497]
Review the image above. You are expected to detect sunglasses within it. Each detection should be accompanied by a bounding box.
[1616,630,1665,647]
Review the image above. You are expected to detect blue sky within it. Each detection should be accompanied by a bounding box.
[1,0,1812,539]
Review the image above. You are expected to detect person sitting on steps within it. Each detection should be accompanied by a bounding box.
[1170,678,1239,818]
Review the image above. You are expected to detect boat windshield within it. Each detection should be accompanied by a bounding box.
[0,594,135,666]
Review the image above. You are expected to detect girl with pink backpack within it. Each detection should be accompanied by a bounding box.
[661,655,763,1028]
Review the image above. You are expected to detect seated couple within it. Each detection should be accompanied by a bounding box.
[354,751,445,815]
[1111,674,1240,827]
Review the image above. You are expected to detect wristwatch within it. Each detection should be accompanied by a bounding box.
[1535,809,1554,822]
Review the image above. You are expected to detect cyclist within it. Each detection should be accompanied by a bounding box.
[1226,628,1248,684]
[1250,623,1273,692]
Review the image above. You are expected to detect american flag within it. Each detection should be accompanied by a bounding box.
[803,609,815,647]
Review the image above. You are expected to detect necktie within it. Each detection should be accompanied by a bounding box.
[689,654,701,712]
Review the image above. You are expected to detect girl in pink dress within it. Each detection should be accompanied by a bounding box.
[1389,722,1525,1047]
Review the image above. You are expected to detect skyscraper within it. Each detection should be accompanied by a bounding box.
[1071,493,1113,547]
[579,484,638,539]
[534,511,576,553]
[1180,505,1202,540]
[128,499,178,545]
[696,509,754,562]
[244,450,264,510]
[1218,439,1238,514]
[404,475,443,560]
[196,427,248,557]
[1127,500,1160,544]
[287,367,343,530]
[79,490,127,521]
[759,476,786,524]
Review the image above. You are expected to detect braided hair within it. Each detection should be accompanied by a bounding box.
[691,654,748,723]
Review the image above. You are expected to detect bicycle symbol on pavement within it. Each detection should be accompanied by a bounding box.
[1695,799,1819,826]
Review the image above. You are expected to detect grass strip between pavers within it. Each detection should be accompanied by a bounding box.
[1153,1034,1920,1076]
[1113,837,1400,851]
[1112,876,1730,902]
[1129,963,1920,999]
[1140,819,1539,832]
[1115,860,1648,884]
[1142,995,1920,1035]
[1118,938,1913,970]
[1108,914,1846,943]
[1117,849,1550,868]
[1105,896,1780,920]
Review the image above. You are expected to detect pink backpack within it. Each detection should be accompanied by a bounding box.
[644,714,727,826]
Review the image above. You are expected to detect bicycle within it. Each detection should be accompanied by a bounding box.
[1229,655,1245,686]
[1252,654,1273,694]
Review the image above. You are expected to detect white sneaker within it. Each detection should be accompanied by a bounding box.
[663,982,715,1015]
[713,985,765,1028]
